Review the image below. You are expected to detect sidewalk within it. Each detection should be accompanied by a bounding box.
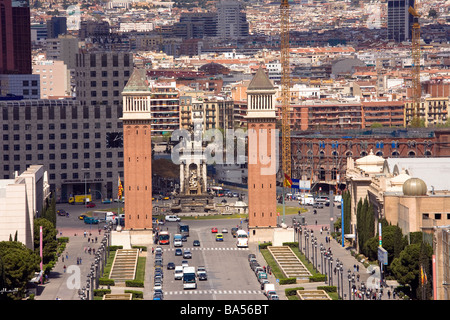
[34,226,105,300]
[300,223,399,300]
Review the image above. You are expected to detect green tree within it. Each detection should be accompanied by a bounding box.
[343,190,351,235]
[0,241,40,300]
[390,240,432,299]
[33,218,58,265]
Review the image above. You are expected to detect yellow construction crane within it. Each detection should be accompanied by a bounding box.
[408,5,421,126]
[280,0,291,182]
[280,0,291,223]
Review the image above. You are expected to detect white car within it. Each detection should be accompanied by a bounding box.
[153,281,162,290]
[222,228,228,233]
[165,215,181,222]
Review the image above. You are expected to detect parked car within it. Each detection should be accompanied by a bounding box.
[222,228,228,233]
[78,214,87,220]
[211,227,218,233]
[102,199,112,204]
[86,203,96,208]
[215,234,224,241]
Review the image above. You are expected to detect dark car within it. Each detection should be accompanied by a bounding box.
[175,248,182,256]
[231,228,239,238]
[198,272,207,281]
[57,209,67,216]
[181,235,188,242]
[193,240,200,246]
[167,262,175,270]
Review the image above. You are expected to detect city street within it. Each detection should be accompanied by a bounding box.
[151,219,266,300]
[34,194,398,301]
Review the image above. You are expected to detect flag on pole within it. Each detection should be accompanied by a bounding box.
[420,265,427,285]
[118,175,123,199]
[283,173,292,188]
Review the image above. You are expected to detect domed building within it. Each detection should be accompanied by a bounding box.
[402,177,427,196]
[199,62,230,76]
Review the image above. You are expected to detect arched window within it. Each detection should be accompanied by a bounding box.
[392,151,400,158]
[408,150,416,158]
[375,150,383,157]
[424,150,432,157]
[319,167,326,180]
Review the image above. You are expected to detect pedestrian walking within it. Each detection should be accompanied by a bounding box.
[88,237,90,243]
[387,290,391,299]
[63,265,66,273]
[84,231,86,238]
[356,265,359,272]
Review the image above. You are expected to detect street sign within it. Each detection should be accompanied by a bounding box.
[377,247,388,265]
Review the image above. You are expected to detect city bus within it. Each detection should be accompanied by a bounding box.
[158,231,170,245]
[236,230,249,248]
[178,223,189,237]
[183,266,197,289]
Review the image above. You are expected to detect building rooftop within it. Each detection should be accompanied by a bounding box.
[248,66,274,90]
[123,68,150,93]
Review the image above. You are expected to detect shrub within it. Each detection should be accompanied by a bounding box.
[279,277,297,285]
[94,288,111,297]
[285,287,304,296]
[317,286,337,293]
[259,242,272,250]
[125,280,144,287]
[282,242,298,248]
[125,290,144,299]
[109,245,123,252]
[99,278,115,286]
[309,274,327,282]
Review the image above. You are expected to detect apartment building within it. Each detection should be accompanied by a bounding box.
[277,100,406,131]
[0,98,124,202]
[148,79,180,136]
[179,96,236,131]
[405,97,450,127]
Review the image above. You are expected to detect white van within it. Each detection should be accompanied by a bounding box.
[174,266,183,280]
[300,194,315,206]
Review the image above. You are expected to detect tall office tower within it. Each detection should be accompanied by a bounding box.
[0,0,31,74]
[121,68,153,230]
[46,16,67,39]
[387,0,415,42]
[174,12,217,39]
[75,50,133,107]
[78,20,110,41]
[216,0,249,40]
[246,67,277,242]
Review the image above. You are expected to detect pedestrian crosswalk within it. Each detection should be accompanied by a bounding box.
[163,247,249,252]
[165,289,262,295]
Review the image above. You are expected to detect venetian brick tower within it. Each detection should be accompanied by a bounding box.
[121,68,153,230]
[246,67,278,242]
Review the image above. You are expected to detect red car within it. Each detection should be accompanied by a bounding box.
[211,227,218,233]
[86,203,96,208]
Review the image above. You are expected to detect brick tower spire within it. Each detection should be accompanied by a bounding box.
[121,68,153,230]
[246,67,278,242]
